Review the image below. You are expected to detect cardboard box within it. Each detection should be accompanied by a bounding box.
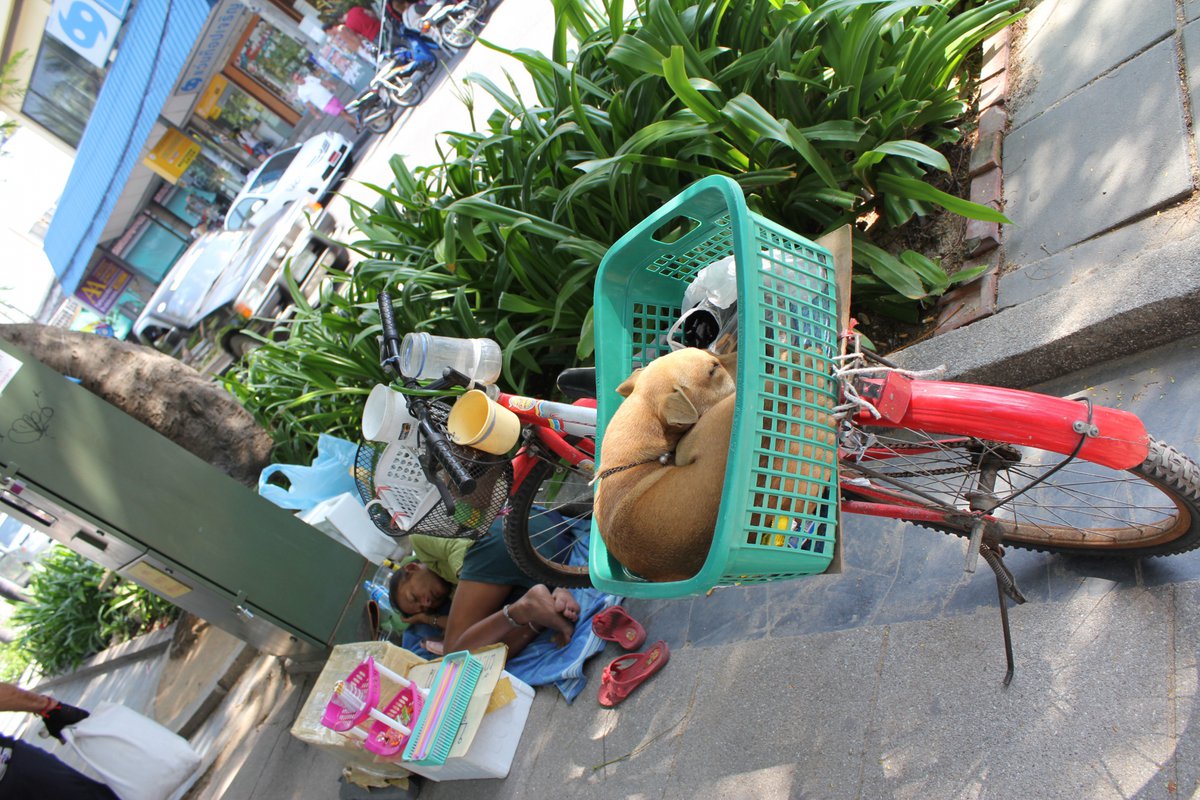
[291,643,534,782]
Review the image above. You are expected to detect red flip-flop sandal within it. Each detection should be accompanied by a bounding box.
[597,641,670,707]
[592,605,647,650]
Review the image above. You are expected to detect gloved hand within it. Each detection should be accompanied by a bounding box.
[42,701,90,742]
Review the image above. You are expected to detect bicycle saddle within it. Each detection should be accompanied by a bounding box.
[557,367,596,400]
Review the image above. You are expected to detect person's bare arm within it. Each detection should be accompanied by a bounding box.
[0,682,55,714]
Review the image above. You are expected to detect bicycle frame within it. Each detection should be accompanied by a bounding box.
[492,393,597,490]
[402,344,1152,540]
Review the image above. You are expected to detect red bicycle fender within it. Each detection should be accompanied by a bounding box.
[854,380,1150,471]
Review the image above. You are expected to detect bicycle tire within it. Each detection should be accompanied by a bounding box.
[503,454,594,588]
[846,418,1200,557]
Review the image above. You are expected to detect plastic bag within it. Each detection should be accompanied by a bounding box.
[670,255,739,352]
[682,254,738,310]
[258,433,360,513]
[61,702,202,800]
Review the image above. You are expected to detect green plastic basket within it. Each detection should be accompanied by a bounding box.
[589,176,840,599]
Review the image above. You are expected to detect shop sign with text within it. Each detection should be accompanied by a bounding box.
[75,258,133,314]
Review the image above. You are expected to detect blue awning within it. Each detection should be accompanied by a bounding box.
[43,0,216,294]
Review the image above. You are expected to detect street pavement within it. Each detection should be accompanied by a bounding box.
[10,0,1200,797]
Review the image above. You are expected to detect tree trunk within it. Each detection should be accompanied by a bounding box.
[0,324,273,486]
[0,577,30,604]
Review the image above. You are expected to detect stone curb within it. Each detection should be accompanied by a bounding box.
[889,231,1200,387]
[31,623,176,692]
[165,640,259,739]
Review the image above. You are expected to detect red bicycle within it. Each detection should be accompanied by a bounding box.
[364,188,1200,624]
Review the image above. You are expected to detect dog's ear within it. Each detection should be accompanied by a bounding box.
[616,368,643,398]
[660,387,699,428]
[717,350,737,375]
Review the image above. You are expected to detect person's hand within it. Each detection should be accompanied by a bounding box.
[401,612,438,627]
[42,701,90,742]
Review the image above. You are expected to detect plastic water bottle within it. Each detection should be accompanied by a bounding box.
[363,581,394,614]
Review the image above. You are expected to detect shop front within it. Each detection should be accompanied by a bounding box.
[41,0,361,341]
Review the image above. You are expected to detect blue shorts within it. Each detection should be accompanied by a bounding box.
[458,513,572,588]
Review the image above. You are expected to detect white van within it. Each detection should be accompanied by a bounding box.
[223,132,351,231]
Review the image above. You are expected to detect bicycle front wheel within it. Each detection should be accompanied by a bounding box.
[503,455,594,589]
[846,425,1200,557]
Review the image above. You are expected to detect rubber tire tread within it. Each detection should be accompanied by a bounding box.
[503,457,593,589]
[392,81,423,108]
[365,110,394,133]
[439,17,477,49]
[909,436,1200,558]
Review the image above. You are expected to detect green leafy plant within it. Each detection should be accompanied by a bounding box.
[0,639,32,684]
[225,0,1021,462]
[9,547,178,677]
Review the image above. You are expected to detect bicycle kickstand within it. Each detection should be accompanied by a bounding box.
[978,542,1026,687]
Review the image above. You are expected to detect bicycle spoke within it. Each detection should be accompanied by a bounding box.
[852,426,1183,544]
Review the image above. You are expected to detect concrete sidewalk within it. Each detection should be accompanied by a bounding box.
[20,0,1200,797]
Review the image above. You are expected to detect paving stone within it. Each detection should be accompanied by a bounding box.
[1010,0,1175,126]
[997,198,1200,311]
[861,591,1176,800]
[1002,39,1191,267]
[667,633,884,799]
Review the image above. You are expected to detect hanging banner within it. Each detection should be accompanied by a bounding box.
[144,128,202,184]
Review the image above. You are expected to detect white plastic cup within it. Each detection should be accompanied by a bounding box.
[447,390,521,455]
[399,332,502,384]
[362,384,414,443]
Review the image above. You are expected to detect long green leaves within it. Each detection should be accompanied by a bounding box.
[226,0,1023,463]
[11,547,178,676]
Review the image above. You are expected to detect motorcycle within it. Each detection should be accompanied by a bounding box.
[345,27,442,133]
[345,85,396,135]
[404,0,488,51]
[376,26,441,107]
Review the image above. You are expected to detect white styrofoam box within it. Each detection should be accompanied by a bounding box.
[301,493,408,564]
[404,673,535,782]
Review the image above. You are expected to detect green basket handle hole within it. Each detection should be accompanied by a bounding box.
[651,214,701,244]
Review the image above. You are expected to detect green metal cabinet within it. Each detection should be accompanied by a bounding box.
[0,339,372,659]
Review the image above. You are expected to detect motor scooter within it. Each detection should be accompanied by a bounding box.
[404,0,488,51]
[346,27,442,133]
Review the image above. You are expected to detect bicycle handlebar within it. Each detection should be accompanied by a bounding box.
[377,291,403,375]
[377,290,477,496]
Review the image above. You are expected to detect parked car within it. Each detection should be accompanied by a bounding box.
[133,201,347,357]
[223,132,352,231]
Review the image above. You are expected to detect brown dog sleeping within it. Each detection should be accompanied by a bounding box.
[594,348,737,581]
[595,345,837,582]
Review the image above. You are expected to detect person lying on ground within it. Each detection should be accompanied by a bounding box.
[389,522,579,658]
